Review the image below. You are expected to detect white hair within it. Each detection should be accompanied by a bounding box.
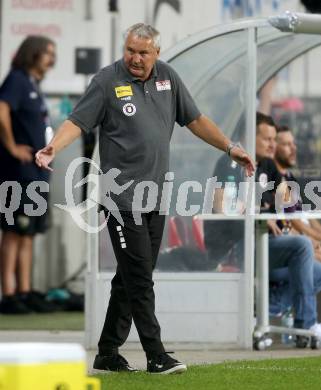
[124,23,161,49]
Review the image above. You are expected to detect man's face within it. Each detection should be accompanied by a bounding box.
[36,43,56,77]
[123,33,160,81]
[275,131,297,168]
[256,123,277,160]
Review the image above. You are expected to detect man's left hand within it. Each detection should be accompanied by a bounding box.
[230,146,255,177]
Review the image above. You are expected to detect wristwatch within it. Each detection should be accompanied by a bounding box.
[226,142,237,157]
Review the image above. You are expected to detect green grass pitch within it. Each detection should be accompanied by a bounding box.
[94,356,321,390]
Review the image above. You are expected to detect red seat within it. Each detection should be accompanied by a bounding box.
[192,216,206,253]
[168,216,189,248]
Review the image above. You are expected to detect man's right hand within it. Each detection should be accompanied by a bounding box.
[11,144,33,163]
[35,145,55,171]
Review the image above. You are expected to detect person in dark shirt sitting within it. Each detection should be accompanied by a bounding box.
[271,124,321,318]
[204,114,282,270]
[274,125,321,246]
[205,112,321,340]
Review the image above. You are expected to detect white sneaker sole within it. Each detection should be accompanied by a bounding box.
[92,368,112,375]
[92,368,139,374]
[150,364,187,374]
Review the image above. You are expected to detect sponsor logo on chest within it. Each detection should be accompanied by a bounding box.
[155,80,171,91]
[115,85,133,98]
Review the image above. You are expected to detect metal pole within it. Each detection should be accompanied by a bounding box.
[269,11,321,34]
[0,0,3,77]
[110,14,116,63]
[144,0,152,25]
[242,26,257,348]
[109,0,119,63]
[255,221,270,330]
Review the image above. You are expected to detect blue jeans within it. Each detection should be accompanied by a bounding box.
[269,235,321,329]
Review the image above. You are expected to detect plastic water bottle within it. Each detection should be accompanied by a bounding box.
[223,175,238,215]
[281,310,294,344]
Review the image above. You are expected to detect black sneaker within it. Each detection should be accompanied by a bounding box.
[147,352,187,374]
[0,294,31,314]
[93,354,138,372]
[19,291,57,313]
[295,335,309,348]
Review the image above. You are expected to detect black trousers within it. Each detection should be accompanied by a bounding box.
[98,210,166,358]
